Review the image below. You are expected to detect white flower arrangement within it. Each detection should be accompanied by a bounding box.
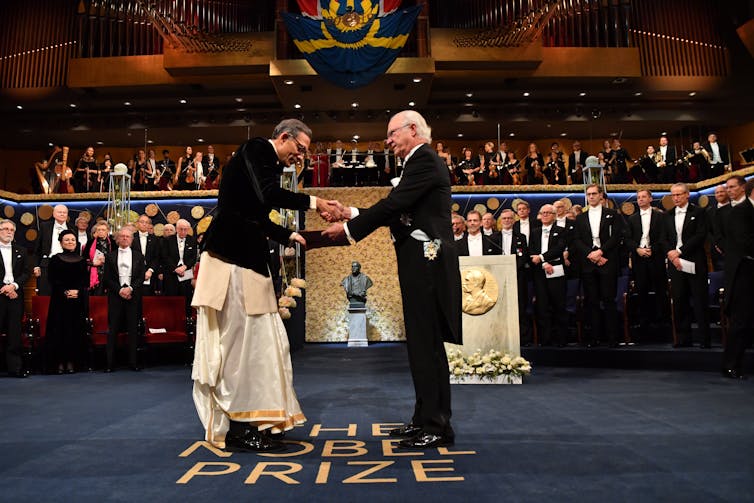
[278,296,297,309]
[284,286,302,298]
[447,348,532,382]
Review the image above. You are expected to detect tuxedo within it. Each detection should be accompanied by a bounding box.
[103,247,145,369]
[568,150,589,184]
[528,225,567,345]
[33,220,70,295]
[703,141,729,179]
[347,143,461,438]
[160,234,198,314]
[659,145,678,183]
[722,200,754,373]
[625,208,667,331]
[572,206,625,345]
[0,242,29,374]
[660,203,710,346]
[132,231,159,295]
[455,232,499,257]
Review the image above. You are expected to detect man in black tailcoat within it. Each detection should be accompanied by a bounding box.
[323,110,462,449]
[104,227,145,371]
[660,183,710,348]
[33,204,69,295]
[131,214,160,296]
[721,179,754,378]
[572,184,625,347]
[624,190,666,339]
[160,219,197,315]
[0,220,30,377]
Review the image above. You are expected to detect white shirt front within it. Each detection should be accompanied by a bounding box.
[117,247,133,287]
[588,205,602,248]
[50,223,66,257]
[139,231,148,255]
[501,230,513,254]
[541,225,552,254]
[177,237,186,265]
[674,205,688,249]
[731,196,746,207]
[467,232,483,257]
[483,228,494,236]
[519,218,530,241]
[710,142,722,163]
[660,145,668,161]
[639,208,652,248]
[0,243,14,286]
[77,231,88,251]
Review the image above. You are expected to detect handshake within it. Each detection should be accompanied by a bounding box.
[290,198,354,249]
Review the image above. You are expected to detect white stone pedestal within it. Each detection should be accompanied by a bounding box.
[347,306,368,347]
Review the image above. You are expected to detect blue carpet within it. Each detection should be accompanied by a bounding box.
[1,343,753,502]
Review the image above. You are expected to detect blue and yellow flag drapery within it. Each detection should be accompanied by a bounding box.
[281,0,421,89]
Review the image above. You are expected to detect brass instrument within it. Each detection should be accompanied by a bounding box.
[653,151,663,164]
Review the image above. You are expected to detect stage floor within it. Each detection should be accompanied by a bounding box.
[2,343,753,502]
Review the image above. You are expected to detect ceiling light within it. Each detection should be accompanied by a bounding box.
[661,131,667,135]
[688,91,696,96]
[147,140,154,144]
[634,92,643,96]
[124,101,131,106]
[457,133,464,137]
[294,103,301,109]
[353,135,360,140]
[464,102,474,107]
[579,92,586,97]
[179,99,187,104]
[197,138,204,143]
[235,97,243,102]
[69,103,77,108]
[465,92,473,98]
[351,102,359,108]
[283,79,294,85]
[509,132,515,137]
[48,142,54,147]
[560,132,567,137]
[236,107,246,112]
[96,141,103,145]
[16,105,22,110]
[523,92,530,97]
[408,101,415,107]
[412,77,422,83]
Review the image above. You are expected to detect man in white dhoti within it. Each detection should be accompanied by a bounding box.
[191,119,342,452]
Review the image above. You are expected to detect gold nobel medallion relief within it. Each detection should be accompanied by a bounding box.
[461,268,498,316]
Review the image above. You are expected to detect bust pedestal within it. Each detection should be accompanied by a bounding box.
[347,304,368,347]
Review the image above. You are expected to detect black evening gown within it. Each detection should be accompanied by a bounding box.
[45,251,89,368]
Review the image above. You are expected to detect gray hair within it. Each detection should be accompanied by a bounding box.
[393,110,432,144]
[272,119,312,141]
[0,219,16,230]
[671,182,689,194]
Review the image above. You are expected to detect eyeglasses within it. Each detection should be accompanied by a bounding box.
[540,211,556,215]
[387,124,411,139]
[0,227,14,232]
[290,136,308,155]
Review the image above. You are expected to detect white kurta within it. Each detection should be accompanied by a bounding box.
[192,253,305,448]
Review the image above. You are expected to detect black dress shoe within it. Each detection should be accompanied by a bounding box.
[722,369,746,379]
[224,429,285,452]
[8,370,29,378]
[398,431,454,449]
[268,431,286,441]
[388,424,422,438]
[104,367,114,373]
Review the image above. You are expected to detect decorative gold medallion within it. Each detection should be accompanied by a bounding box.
[461,268,499,315]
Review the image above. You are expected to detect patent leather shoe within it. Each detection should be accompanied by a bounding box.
[722,369,745,380]
[388,424,423,438]
[224,429,285,453]
[398,431,454,449]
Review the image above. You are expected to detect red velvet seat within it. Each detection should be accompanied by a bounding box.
[31,295,51,342]
[143,296,190,345]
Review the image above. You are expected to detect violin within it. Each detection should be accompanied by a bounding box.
[185,164,196,184]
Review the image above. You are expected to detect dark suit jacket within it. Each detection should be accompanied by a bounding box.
[103,247,146,294]
[202,138,311,276]
[0,243,30,296]
[33,220,70,267]
[703,142,730,165]
[572,207,624,273]
[513,218,539,240]
[625,208,665,256]
[131,232,160,273]
[527,225,566,268]
[347,143,462,345]
[160,235,198,281]
[659,203,708,271]
[569,150,589,172]
[658,145,677,165]
[723,200,754,310]
[455,233,500,257]
[484,231,529,270]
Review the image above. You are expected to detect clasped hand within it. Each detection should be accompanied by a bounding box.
[317,199,351,241]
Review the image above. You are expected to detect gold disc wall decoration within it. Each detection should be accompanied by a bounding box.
[474,203,487,216]
[621,202,636,216]
[3,206,14,218]
[145,203,159,217]
[166,211,181,224]
[698,194,709,208]
[486,197,500,210]
[191,206,205,219]
[197,215,213,234]
[661,194,674,210]
[25,229,38,242]
[153,223,165,237]
[37,204,53,220]
[451,203,460,212]
[20,212,34,226]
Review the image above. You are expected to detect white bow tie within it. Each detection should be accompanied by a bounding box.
[119,248,129,253]
[502,230,513,236]
[676,208,687,214]
[640,209,651,216]
[0,243,11,250]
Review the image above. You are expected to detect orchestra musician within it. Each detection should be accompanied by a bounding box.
[524,143,545,185]
[456,147,480,186]
[174,146,195,190]
[482,141,501,185]
[131,149,151,191]
[34,146,62,194]
[543,150,566,185]
[436,142,456,185]
[568,141,589,185]
[74,146,99,193]
[502,150,522,185]
[156,149,175,191]
[610,139,632,184]
[203,147,221,190]
[601,140,614,183]
[703,133,730,179]
[632,145,660,184]
[658,135,677,182]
